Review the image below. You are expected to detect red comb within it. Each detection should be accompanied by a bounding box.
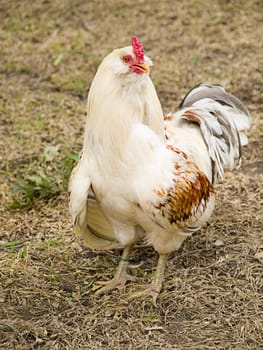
[132,36,144,64]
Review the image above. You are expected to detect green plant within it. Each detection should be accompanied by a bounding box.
[10,146,80,209]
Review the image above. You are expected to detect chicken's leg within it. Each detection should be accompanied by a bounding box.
[94,245,136,294]
[129,253,168,306]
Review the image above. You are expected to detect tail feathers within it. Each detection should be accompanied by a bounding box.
[179,83,250,119]
[174,83,251,183]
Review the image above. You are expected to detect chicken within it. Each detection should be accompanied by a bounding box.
[69,36,250,304]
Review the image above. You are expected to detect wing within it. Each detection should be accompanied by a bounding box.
[78,191,121,250]
[69,156,120,250]
[139,145,215,235]
[69,157,91,226]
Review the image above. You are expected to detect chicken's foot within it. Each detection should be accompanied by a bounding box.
[128,253,168,306]
[94,245,136,294]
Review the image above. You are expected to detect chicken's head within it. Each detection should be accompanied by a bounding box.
[99,36,152,78]
[123,36,151,75]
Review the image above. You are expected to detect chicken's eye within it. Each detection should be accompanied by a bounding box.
[122,55,131,64]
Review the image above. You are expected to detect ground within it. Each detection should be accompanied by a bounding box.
[0,1,262,349]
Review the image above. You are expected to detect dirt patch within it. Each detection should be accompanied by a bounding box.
[0,1,262,349]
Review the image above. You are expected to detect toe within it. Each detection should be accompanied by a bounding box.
[93,273,137,295]
[128,285,162,305]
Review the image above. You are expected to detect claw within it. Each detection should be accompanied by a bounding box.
[94,273,137,294]
[128,253,168,306]
[128,284,162,306]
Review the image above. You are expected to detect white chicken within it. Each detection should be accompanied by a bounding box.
[69,36,250,304]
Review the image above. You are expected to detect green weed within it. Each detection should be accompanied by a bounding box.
[54,53,64,66]
[0,240,20,249]
[45,237,60,248]
[9,147,80,209]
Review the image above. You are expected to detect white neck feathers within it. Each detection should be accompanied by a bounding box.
[83,58,164,165]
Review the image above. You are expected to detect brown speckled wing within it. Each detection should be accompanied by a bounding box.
[150,146,215,231]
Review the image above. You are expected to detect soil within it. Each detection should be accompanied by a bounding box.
[0,1,262,349]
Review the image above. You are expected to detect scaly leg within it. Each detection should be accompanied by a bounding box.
[128,254,168,306]
[94,245,136,294]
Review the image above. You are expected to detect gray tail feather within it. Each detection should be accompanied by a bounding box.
[177,83,251,183]
[179,83,250,118]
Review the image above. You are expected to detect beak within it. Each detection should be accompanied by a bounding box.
[132,63,150,74]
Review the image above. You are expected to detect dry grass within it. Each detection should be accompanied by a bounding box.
[0,0,262,349]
